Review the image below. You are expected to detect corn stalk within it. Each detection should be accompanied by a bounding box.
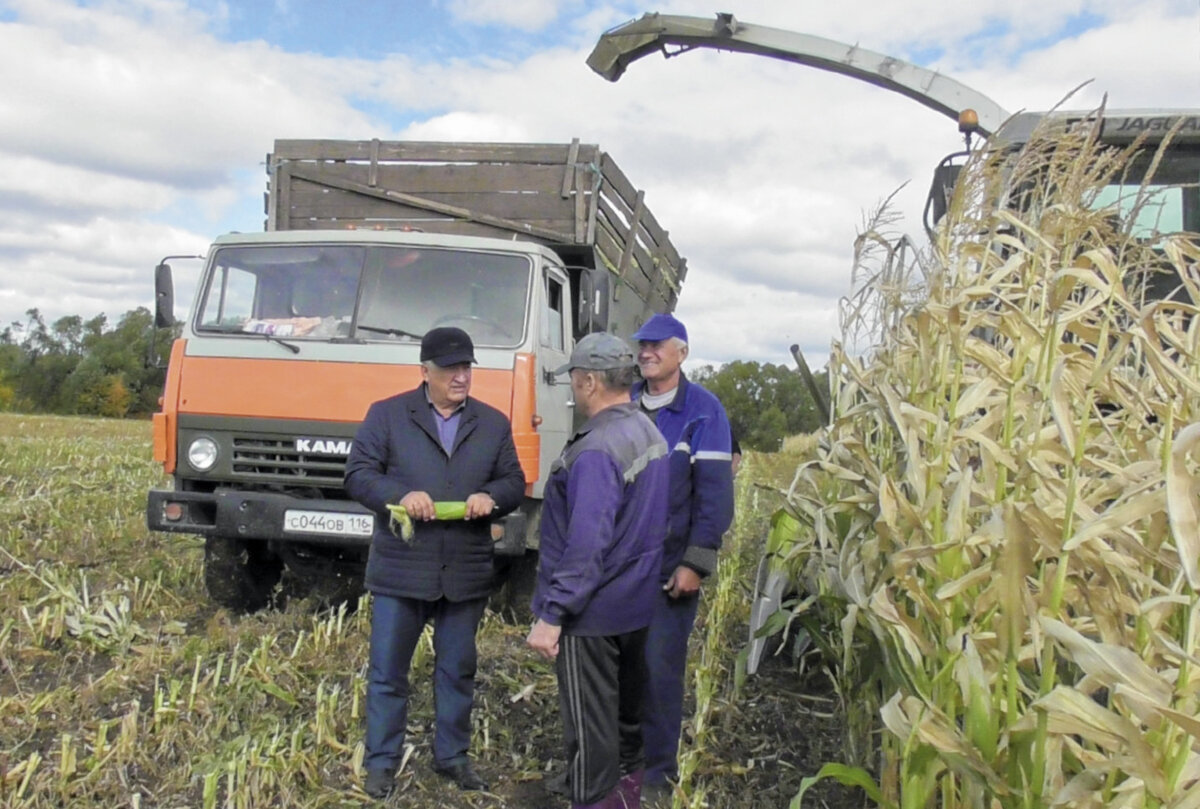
[786,107,1200,807]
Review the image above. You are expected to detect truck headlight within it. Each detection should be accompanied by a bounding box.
[186,437,219,471]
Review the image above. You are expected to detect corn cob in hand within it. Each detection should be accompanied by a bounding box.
[386,502,468,541]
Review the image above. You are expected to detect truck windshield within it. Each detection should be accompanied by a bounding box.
[195,244,531,346]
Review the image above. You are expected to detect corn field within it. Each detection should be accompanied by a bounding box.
[778,113,1200,808]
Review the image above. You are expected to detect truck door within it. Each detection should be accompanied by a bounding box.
[535,266,573,491]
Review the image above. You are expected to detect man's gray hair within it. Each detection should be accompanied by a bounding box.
[594,365,637,391]
[670,336,688,352]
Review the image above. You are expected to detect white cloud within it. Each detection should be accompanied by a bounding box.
[445,0,574,31]
[0,0,387,187]
[0,0,1195,371]
[0,151,177,216]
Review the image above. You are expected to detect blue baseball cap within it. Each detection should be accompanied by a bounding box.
[632,313,688,343]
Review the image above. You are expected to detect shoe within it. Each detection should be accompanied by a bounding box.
[545,767,569,796]
[615,769,643,808]
[641,779,671,806]
[432,759,489,791]
[363,768,396,799]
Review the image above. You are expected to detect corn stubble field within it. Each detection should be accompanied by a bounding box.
[0,414,843,808]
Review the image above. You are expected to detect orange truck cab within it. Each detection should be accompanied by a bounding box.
[146,140,684,611]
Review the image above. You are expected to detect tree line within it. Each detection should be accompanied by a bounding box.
[691,359,826,451]
[0,308,172,418]
[0,307,826,446]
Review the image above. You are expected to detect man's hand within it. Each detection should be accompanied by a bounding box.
[464,492,496,520]
[526,619,561,660]
[663,565,702,599]
[399,490,436,521]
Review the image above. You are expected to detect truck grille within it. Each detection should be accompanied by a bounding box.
[232,438,347,485]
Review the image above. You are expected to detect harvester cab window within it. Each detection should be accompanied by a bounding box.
[1092,184,1186,239]
[1087,149,1200,304]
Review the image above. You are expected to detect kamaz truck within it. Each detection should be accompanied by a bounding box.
[146,139,685,611]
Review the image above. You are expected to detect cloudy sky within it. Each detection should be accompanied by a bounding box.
[1,0,1197,368]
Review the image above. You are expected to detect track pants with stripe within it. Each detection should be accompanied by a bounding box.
[557,628,649,805]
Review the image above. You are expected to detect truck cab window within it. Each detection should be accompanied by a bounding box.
[542,274,565,351]
[355,246,531,346]
[195,244,530,344]
[199,265,257,328]
[196,245,365,338]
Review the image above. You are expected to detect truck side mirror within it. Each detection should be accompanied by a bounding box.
[576,268,611,337]
[154,263,175,328]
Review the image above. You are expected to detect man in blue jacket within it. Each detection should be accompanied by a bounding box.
[527,332,669,809]
[631,313,735,800]
[345,326,526,799]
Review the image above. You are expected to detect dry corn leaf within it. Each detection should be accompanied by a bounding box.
[1040,617,1172,705]
[1166,421,1200,590]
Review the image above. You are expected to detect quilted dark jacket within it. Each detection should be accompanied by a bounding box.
[344,385,526,601]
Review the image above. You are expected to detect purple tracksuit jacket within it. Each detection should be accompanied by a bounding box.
[532,401,669,636]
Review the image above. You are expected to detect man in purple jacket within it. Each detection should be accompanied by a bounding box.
[527,332,669,809]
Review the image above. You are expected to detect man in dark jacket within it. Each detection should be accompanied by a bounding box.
[345,326,526,799]
[527,332,668,809]
[631,313,735,800]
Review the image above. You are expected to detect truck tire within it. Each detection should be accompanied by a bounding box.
[204,535,284,612]
[282,563,365,612]
[490,549,539,623]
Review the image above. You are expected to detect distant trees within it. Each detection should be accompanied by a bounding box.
[691,359,826,451]
[0,305,830,442]
[0,308,172,417]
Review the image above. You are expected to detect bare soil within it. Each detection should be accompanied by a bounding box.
[361,620,868,809]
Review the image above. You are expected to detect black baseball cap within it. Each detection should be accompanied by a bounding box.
[420,327,476,367]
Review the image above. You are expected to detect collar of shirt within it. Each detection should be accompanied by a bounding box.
[635,372,689,413]
[423,384,466,452]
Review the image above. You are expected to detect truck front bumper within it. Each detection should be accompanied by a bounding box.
[147,488,374,546]
[146,488,529,555]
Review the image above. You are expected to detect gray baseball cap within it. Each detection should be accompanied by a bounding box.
[554,332,636,375]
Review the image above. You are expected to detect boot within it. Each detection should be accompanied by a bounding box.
[615,769,643,808]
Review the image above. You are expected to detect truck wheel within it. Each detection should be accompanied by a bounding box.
[490,550,539,623]
[282,563,366,612]
[204,536,283,612]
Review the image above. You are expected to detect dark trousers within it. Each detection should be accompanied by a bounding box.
[364,593,488,772]
[641,590,700,785]
[557,628,648,805]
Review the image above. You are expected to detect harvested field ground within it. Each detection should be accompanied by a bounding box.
[0,413,864,808]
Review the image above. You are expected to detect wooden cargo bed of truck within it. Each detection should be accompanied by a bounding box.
[267,139,685,315]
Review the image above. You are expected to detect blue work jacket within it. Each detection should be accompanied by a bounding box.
[632,374,734,580]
